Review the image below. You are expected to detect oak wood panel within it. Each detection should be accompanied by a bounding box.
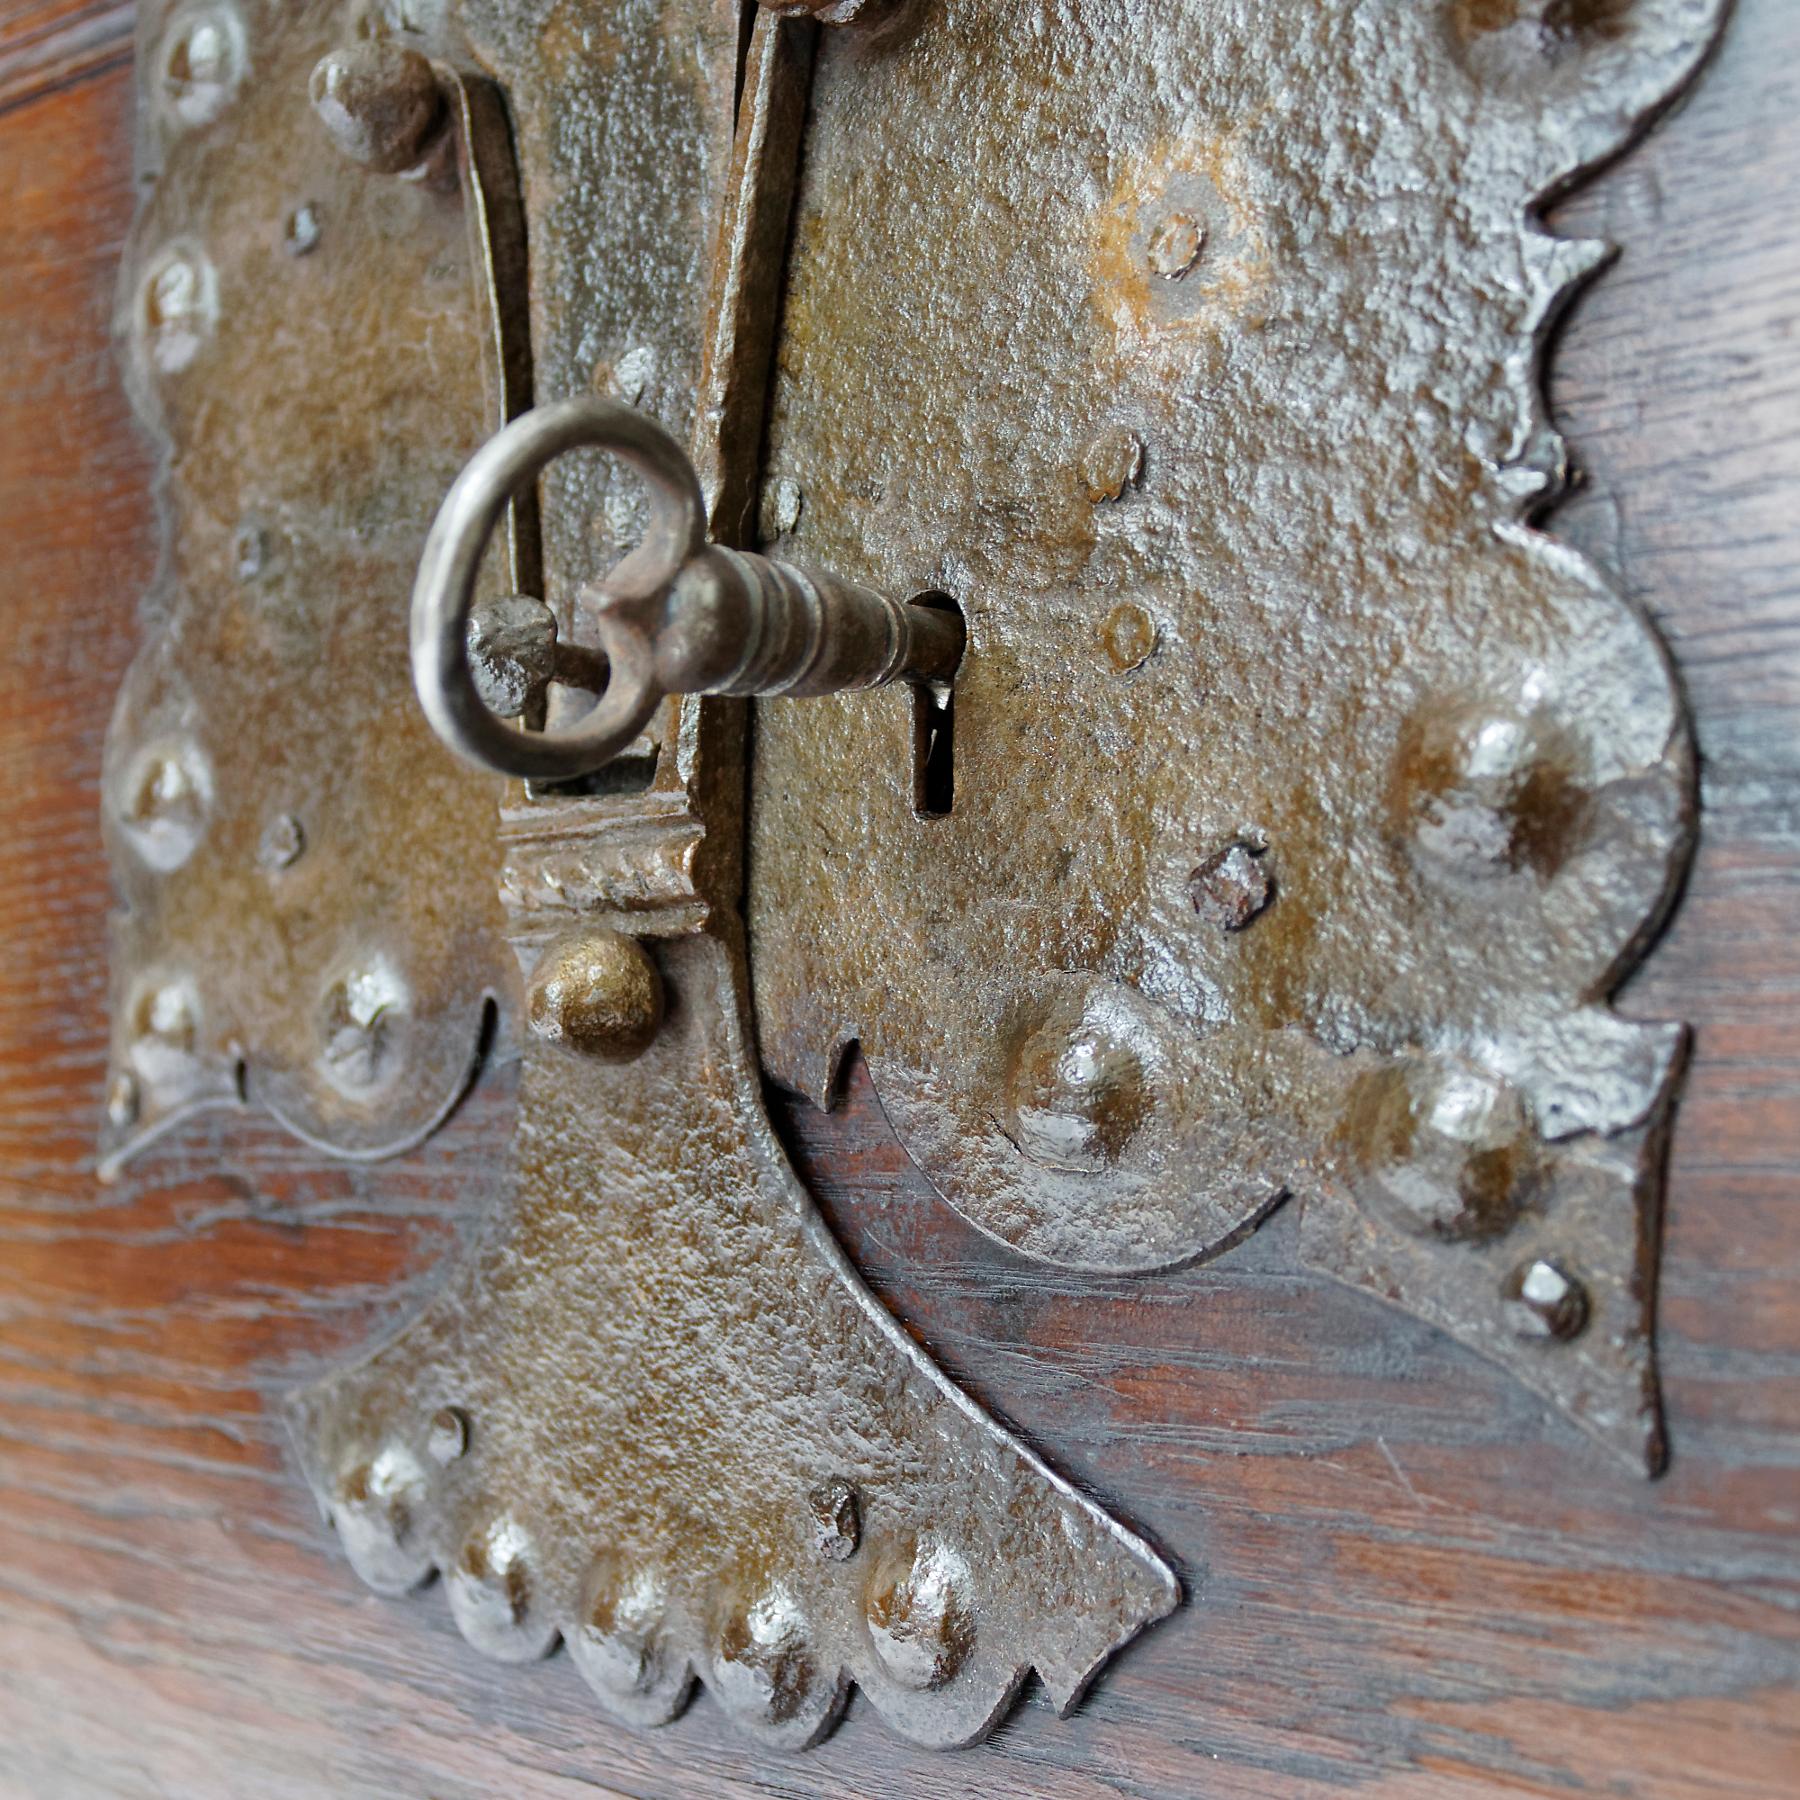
[1,4,1797,1796]
[0,0,132,116]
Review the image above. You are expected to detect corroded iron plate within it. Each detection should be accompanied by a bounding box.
[104,0,514,1171]
[104,0,1728,1763]
[747,0,1725,1472]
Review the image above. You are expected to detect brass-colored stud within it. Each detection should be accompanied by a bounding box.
[527,930,664,1063]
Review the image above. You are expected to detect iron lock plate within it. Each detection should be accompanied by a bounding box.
[104,0,1725,1754]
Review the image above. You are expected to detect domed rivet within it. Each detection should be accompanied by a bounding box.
[318,959,408,1094]
[1147,211,1205,279]
[426,1406,468,1465]
[140,244,217,375]
[336,1448,418,1538]
[257,812,305,872]
[309,42,447,176]
[527,930,663,1063]
[1100,601,1158,673]
[447,1515,556,1661]
[571,1558,670,1700]
[126,977,202,1091]
[1502,1257,1590,1342]
[330,1444,431,1595]
[1343,1055,1536,1244]
[283,203,321,257]
[117,741,211,871]
[159,7,244,128]
[865,1539,976,1693]
[714,1583,820,1727]
[808,1478,861,1562]
[134,979,197,1053]
[1399,700,1586,881]
[1006,1011,1151,1173]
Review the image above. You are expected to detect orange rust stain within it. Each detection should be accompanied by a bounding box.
[1452,0,1635,47]
[1456,0,1528,30]
[1087,129,1272,359]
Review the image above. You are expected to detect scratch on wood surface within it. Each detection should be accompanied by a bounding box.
[1376,1438,1427,1513]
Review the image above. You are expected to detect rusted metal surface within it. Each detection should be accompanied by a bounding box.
[103,0,521,1172]
[283,0,1175,1750]
[110,0,1726,1762]
[98,0,750,1142]
[747,0,1727,1474]
[694,11,817,546]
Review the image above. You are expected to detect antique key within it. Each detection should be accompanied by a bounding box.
[411,396,964,782]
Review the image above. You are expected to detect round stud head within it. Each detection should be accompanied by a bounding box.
[1190,840,1273,930]
[1100,601,1158,673]
[571,1557,673,1702]
[130,976,199,1061]
[527,930,664,1062]
[1502,1257,1590,1342]
[309,42,446,175]
[865,1538,976,1693]
[1006,1012,1151,1173]
[138,243,217,375]
[426,1405,468,1465]
[1341,1054,1537,1244]
[116,739,212,872]
[712,1582,828,1733]
[317,959,409,1095]
[330,1444,432,1595]
[1080,424,1144,504]
[447,1514,558,1662]
[257,811,305,871]
[1147,211,1205,279]
[159,6,245,128]
[283,203,322,257]
[1396,699,1588,882]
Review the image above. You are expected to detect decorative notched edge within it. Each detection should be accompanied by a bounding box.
[289,1323,1182,1753]
[99,1,517,1183]
[744,0,1728,1480]
[1292,0,1729,1477]
[289,917,1181,1753]
[114,1,1734,1766]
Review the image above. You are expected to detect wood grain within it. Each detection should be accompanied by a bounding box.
[1,3,1797,1796]
[0,0,131,117]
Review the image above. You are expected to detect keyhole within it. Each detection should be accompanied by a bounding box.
[909,594,961,818]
